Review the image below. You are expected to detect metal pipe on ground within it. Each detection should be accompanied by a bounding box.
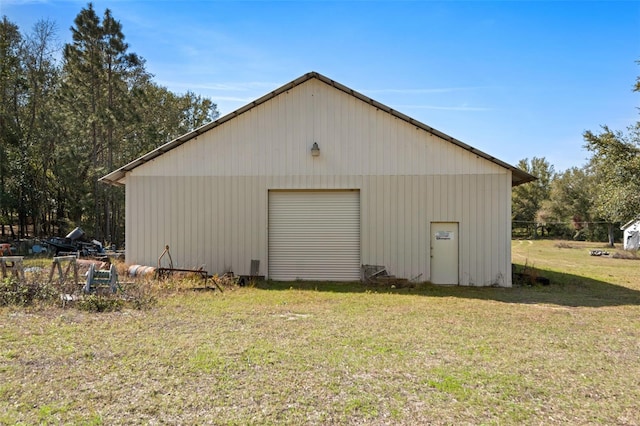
[128,264,156,278]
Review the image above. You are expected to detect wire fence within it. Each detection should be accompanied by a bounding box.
[512,220,620,242]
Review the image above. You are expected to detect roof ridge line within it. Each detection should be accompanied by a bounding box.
[99,72,536,187]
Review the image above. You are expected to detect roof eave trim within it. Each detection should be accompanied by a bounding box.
[99,72,322,187]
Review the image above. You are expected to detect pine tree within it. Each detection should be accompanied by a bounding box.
[60,3,147,242]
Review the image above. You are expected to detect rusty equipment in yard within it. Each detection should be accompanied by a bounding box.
[0,243,12,256]
[45,227,105,257]
[361,264,409,287]
[157,245,174,270]
[155,245,222,292]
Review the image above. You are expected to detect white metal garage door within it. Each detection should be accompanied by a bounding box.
[268,190,360,281]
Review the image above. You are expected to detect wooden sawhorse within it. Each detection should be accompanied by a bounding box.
[48,256,80,287]
[0,256,25,281]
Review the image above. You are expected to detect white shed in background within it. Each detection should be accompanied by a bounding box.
[621,218,640,251]
[100,72,535,286]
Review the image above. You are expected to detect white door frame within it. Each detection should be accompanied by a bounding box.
[430,222,459,285]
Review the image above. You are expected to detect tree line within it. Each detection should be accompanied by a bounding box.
[2,5,638,249]
[0,4,218,246]
[513,72,640,247]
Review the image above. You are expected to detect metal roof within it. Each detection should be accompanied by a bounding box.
[621,217,640,230]
[100,71,536,187]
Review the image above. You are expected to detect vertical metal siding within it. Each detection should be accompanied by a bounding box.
[268,191,360,281]
[125,173,511,285]
[125,78,513,286]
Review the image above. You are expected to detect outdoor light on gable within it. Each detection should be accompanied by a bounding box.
[311,142,320,157]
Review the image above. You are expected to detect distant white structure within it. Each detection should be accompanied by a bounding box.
[621,218,640,250]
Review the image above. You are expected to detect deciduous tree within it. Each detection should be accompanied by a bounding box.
[512,157,554,237]
[584,125,640,246]
[0,17,22,238]
[539,167,595,240]
[0,17,59,238]
[0,7,219,244]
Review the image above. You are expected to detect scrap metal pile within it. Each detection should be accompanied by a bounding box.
[45,227,105,257]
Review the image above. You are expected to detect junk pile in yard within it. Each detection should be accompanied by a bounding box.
[48,256,118,293]
[45,227,105,257]
[1,241,43,256]
[361,264,411,288]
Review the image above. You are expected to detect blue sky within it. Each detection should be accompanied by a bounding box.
[3,0,640,172]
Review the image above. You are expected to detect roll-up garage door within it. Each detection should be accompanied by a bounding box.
[268,190,360,281]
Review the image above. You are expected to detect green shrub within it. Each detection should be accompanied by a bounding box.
[0,277,58,307]
[75,281,157,312]
[76,294,124,312]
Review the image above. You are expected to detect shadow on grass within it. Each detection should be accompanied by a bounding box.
[252,267,640,308]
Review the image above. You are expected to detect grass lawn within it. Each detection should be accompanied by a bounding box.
[1,240,640,424]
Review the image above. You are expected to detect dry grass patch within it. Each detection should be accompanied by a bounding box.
[612,250,640,260]
[513,239,640,287]
[1,241,640,424]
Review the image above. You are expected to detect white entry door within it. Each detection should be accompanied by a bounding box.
[430,222,459,285]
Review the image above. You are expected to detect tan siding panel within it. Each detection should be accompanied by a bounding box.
[125,172,511,286]
[131,79,506,181]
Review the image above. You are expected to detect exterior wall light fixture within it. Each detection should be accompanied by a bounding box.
[311,142,320,157]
